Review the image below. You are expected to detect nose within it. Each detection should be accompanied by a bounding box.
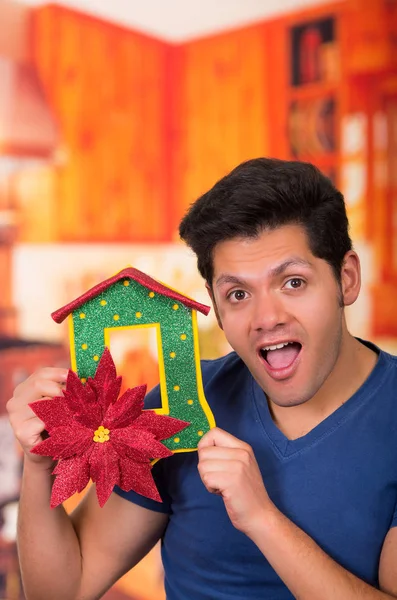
[250,291,289,332]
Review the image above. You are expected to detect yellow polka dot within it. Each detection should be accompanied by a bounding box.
[172,304,179,311]
[174,437,180,443]
[198,430,204,437]
[123,280,130,286]
[136,312,142,318]
[100,299,107,306]
[170,352,176,359]
[79,312,85,319]
[113,314,120,321]
[81,343,88,350]
[149,291,155,298]
[93,355,99,362]
[81,378,87,384]
[180,334,187,340]
[187,399,194,405]
[173,385,180,392]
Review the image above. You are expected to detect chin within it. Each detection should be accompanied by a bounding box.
[269,394,312,408]
[264,373,330,408]
[255,372,317,407]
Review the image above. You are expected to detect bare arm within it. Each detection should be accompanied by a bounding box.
[198,428,397,600]
[249,506,396,600]
[379,528,397,596]
[8,368,168,600]
[18,461,167,600]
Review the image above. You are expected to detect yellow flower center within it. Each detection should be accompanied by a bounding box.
[93,425,110,443]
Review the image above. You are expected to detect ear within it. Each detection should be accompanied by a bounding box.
[205,283,223,330]
[341,251,361,307]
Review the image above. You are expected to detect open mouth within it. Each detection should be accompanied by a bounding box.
[259,341,302,371]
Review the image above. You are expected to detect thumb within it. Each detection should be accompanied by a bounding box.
[198,427,244,450]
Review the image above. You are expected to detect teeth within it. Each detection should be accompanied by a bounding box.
[262,341,293,352]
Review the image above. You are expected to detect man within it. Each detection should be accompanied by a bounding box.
[7,158,397,599]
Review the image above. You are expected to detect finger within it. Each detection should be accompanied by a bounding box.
[198,459,246,475]
[15,367,68,394]
[14,380,65,406]
[12,414,47,448]
[24,418,48,442]
[33,367,69,383]
[198,446,250,463]
[10,404,45,425]
[199,470,233,495]
[198,427,250,451]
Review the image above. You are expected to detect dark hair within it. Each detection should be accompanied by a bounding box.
[179,158,352,284]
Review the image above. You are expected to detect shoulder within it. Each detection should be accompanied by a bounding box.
[358,338,397,379]
[381,348,397,370]
[360,340,397,418]
[377,348,397,399]
[371,342,397,381]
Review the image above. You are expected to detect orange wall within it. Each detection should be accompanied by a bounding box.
[170,24,270,233]
[32,5,172,242]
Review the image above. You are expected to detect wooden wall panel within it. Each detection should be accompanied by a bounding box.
[170,24,270,234]
[32,5,171,242]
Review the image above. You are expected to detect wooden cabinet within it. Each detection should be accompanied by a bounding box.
[266,3,349,186]
[345,0,397,75]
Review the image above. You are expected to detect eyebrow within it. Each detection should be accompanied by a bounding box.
[215,258,314,288]
[269,258,314,278]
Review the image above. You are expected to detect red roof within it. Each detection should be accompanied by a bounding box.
[52,267,211,324]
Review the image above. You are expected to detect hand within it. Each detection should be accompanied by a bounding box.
[197,427,275,538]
[6,367,68,467]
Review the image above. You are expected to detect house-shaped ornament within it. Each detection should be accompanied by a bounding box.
[52,267,216,453]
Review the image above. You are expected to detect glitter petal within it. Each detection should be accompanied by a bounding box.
[133,411,189,441]
[63,371,102,429]
[112,428,172,460]
[89,348,121,411]
[90,443,120,506]
[31,425,92,460]
[119,459,161,502]
[29,397,73,432]
[103,384,146,430]
[50,450,92,507]
[110,439,148,462]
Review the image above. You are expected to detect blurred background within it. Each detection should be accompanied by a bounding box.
[0,0,396,598]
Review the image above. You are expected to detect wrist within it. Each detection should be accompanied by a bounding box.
[245,502,283,545]
[23,453,55,474]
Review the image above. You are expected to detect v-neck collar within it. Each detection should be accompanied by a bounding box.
[251,341,389,459]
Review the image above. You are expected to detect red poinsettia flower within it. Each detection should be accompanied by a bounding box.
[29,348,189,508]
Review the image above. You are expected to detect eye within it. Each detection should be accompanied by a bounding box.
[284,278,304,290]
[228,290,247,302]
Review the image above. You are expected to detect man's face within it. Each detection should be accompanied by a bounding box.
[210,224,349,407]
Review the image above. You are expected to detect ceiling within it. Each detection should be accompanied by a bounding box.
[18,0,342,41]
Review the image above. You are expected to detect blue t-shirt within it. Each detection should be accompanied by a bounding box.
[115,341,397,600]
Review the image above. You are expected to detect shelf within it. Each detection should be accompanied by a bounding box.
[288,81,338,101]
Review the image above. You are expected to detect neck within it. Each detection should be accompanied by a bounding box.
[268,332,378,440]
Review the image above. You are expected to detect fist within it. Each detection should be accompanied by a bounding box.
[197,428,274,538]
[6,367,68,466]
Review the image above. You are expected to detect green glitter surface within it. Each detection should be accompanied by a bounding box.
[72,278,213,451]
